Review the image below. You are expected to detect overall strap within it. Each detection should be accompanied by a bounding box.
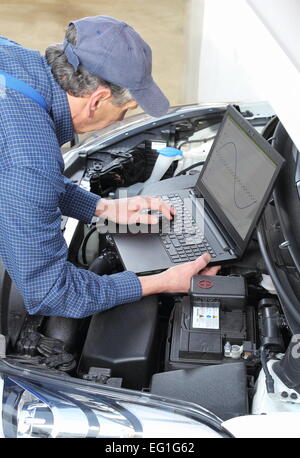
[0,37,15,46]
[0,36,49,112]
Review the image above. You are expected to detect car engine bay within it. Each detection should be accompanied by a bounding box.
[0,104,298,422]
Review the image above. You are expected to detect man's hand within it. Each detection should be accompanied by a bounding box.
[95,196,175,225]
[139,253,220,296]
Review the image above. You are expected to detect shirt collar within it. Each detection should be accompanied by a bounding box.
[41,56,74,147]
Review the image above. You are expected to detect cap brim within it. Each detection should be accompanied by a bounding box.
[130,79,169,118]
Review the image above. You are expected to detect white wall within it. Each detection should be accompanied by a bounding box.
[248,0,300,73]
[183,0,205,103]
[184,0,265,104]
[185,0,300,151]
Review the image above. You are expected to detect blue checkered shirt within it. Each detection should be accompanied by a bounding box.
[0,39,142,318]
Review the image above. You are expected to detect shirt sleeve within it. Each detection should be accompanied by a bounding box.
[59,176,101,224]
[0,166,142,318]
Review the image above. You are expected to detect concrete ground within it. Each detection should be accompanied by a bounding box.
[0,0,188,107]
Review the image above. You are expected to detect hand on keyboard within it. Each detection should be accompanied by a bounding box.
[95,196,175,225]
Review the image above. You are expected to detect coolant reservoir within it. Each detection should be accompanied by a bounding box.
[174,123,220,175]
[145,147,183,184]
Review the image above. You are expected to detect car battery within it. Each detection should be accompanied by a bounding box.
[166,275,251,369]
[190,275,246,310]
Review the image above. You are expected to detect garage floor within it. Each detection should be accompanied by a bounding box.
[1,0,187,107]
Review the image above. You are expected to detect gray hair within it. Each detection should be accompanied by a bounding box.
[45,23,132,106]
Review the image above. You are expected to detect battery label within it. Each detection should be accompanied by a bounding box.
[192,305,220,329]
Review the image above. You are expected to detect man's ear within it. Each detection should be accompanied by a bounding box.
[87,85,112,117]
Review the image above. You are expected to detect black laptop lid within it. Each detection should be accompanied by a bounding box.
[196,105,285,255]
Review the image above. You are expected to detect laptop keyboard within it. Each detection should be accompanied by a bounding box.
[159,193,216,263]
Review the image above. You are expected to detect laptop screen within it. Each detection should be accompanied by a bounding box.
[199,107,281,241]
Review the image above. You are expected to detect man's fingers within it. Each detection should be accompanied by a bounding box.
[201,265,221,276]
[170,206,176,216]
[158,202,175,220]
[133,213,159,225]
[143,196,175,220]
[126,196,175,221]
[192,253,211,273]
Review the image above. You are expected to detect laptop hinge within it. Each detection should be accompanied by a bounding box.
[190,189,238,256]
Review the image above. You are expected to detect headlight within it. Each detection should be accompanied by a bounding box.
[0,361,230,438]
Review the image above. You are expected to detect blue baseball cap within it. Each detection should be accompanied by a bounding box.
[63,15,170,117]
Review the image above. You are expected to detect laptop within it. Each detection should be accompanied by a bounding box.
[112,105,285,274]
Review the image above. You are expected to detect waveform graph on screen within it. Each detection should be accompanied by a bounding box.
[215,140,258,210]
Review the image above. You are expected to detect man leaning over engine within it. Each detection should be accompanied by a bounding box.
[0,16,218,318]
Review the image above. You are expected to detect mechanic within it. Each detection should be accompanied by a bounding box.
[0,15,219,318]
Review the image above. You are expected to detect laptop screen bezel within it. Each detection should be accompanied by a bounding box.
[196,105,285,256]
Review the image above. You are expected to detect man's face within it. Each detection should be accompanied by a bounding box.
[90,97,138,131]
[72,95,138,134]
